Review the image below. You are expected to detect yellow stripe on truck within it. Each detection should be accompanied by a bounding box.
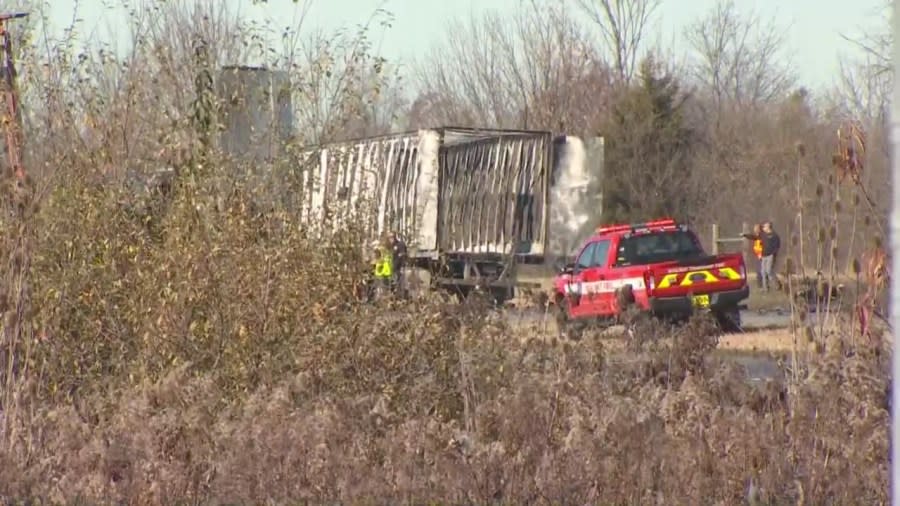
[656,267,742,288]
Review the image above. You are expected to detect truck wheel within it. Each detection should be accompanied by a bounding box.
[565,322,585,341]
[616,284,636,309]
[554,296,569,327]
[714,308,743,333]
[555,297,583,340]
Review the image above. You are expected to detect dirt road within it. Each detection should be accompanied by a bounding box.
[503,307,798,330]
[501,306,836,384]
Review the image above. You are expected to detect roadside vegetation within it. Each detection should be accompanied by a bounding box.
[0,0,891,503]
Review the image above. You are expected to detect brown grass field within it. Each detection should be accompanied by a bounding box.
[0,3,889,499]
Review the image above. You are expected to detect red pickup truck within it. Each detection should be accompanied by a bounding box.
[552,218,749,335]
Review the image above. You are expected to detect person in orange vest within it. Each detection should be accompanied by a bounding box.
[742,223,764,288]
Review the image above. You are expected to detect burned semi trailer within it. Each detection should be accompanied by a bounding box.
[292,127,601,302]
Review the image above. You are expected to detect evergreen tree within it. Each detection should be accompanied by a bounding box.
[600,56,698,224]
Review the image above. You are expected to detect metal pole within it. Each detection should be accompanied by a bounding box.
[890,0,900,503]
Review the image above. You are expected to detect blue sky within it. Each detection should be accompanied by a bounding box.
[42,0,888,91]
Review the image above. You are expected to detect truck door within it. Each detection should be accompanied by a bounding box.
[608,236,651,311]
[570,239,613,317]
[586,239,614,315]
[566,241,597,317]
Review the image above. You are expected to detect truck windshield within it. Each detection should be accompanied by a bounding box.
[615,230,705,266]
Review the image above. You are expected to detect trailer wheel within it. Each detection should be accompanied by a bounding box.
[405,268,432,300]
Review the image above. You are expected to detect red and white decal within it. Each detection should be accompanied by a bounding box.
[565,277,646,295]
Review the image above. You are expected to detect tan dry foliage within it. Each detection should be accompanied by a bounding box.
[0,307,889,505]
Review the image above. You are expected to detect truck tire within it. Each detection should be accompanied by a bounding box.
[555,296,583,341]
[714,308,742,333]
[616,284,636,309]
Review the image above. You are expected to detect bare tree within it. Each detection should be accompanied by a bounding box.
[835,0,891,123]
[683,0,795,110]
[573,0,661,83]
[836,57,892,125]
[288,8,403,144]
[841,0,891,78]
[411,0,613,135]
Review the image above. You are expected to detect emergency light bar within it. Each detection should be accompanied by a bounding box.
[595,218,678,235]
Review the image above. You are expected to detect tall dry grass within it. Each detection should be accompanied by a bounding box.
[0,1,890,504]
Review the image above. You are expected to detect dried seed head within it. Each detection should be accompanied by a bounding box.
[785,258,795,275]
[834,201,842,213]
[815,184,824,197]
[817,228,826,245]
[864,215,871,227]
[874,236,883,249]
[796,142,806,156]
[832,246,838,259]
[852,258,862,275]
[853,193,860,206]
[829,225,836,239]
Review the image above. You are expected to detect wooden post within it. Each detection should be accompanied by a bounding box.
[740,221,748,266]
[740,221,748,252]
[711,223,719,255]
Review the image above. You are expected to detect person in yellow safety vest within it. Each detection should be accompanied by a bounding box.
[366,242,394,301]
[372,243,394,283]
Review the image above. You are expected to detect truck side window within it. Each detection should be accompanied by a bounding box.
[575,242,597,270]
[590,239,611,267]
[615,230,704,266]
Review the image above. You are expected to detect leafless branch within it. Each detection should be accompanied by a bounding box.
[573,0,660,83]
[410,0,612,134]
[683,0,795,110]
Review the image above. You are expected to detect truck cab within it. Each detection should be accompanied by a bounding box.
[553,218,749,332]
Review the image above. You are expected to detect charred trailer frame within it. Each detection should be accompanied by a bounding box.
[291,126,598,304]
[426,128,555,302]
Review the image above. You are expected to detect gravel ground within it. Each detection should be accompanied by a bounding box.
[499,306,843,383]
[502,306,801,330]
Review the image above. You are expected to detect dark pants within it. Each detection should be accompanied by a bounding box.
[392,261,405,296]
